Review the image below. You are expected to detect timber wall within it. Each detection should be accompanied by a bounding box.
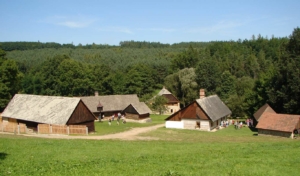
[258,129,292,138]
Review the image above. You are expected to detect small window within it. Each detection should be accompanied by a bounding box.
[196,121,200,128]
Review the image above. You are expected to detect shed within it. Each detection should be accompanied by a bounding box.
[253,103,276,124]
[1,94,97,132]
[123,102,152,120]
[256,112,300,138]
[165,92,231,131]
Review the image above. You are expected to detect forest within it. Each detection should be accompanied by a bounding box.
[0,27,300,117]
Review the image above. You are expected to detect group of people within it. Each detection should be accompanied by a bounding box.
[233,118,254,129]
[108,112,126,125]
[217,118,255,130]
[246,118,254,127]
[220,120,230,128]
[234,120,244,129]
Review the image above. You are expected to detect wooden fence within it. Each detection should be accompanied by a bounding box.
[0,122,88,135]
[37,124,88,135]
[0,122,27,134]
[69,125,87,134]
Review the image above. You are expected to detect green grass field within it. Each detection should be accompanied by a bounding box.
[91,114,168,135]
[0,115,299,176]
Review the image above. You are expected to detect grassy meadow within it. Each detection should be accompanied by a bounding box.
[91,114,168,135]
[0,115,300,176]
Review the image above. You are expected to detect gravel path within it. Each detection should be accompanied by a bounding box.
[24,124,165,141]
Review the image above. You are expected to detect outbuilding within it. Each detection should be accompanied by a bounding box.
[253,103,276,126]
[1,94,97,132]
[80,92,153,122]
[256,112,300,138]
[123,102,152,120]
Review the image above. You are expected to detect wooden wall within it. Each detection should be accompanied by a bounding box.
[67,101,96,132]
[168,102,209,121]
[258,129,292,138]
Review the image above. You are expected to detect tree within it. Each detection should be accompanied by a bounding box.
[0,49,21,111]
[195,58,221,94]
[170,45,199,71]
[150,96,168,114]
[178,68,198,106]
[216,71,236,100]
[273,28,300,113]
[124,64,156,97]
[164,68,197,107]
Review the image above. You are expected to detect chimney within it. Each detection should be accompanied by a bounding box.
[95,91,99,97]
[199,89,205,99]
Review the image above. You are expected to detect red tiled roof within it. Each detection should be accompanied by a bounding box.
[253,104,276,121]
[256,112,300,132]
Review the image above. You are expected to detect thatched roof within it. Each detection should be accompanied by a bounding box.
[196,95,232,122]
[80,94,140,113]
[125,102,152,115]
[1,94,82,125]
[256,112,300,132]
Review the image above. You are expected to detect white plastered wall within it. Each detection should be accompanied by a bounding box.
[165,121,183,129]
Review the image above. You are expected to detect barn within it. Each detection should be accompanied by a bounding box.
[1,94,97,132]
[256,112,300,138]
[123,102,152,120]
[80,93,142,118]
[165,90,231,131]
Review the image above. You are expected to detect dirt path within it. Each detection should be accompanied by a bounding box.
[25,124,165,141]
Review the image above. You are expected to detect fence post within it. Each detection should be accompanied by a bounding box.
[18,124,20,134]
[37,124,39,134]
[67,126,69,135]
[50,125,52,134]
[86,127,88,135]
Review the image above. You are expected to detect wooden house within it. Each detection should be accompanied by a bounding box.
[123,102,152,120]
[165,90,231,131]
[1,94,97,132]
[157,86,180,114]
[80,93,151,119]
[256,112,300,138]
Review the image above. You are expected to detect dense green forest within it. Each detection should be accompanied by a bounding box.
[1,28,300,117]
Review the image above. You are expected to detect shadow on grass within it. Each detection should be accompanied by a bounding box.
[0,152,8,160]
[249,126,258,132]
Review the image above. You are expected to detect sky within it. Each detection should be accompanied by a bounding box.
[1,0,299,46]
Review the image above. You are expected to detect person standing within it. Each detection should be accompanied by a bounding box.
[250,118,253,127]
[112,114,115,121]
[234,120,238,129]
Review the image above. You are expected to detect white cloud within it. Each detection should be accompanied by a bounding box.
[44,15,96,28]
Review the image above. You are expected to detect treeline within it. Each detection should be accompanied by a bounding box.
[1,28,300,117]
[0,40,211,51]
